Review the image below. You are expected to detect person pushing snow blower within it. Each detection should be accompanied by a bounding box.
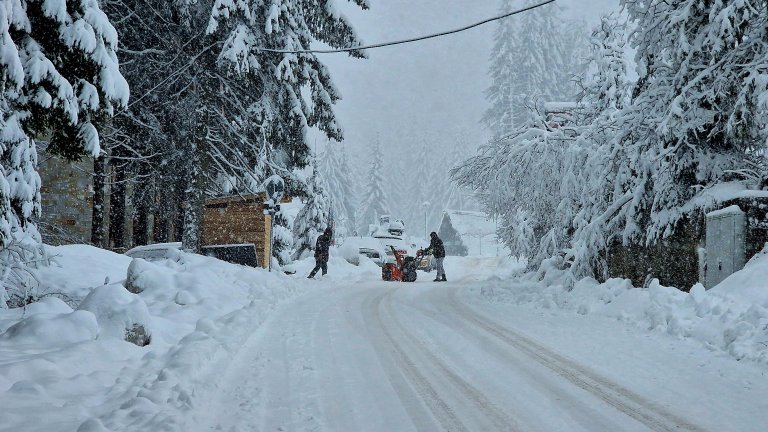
[423,232,446,282]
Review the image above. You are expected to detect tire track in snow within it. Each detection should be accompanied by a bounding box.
[365,289,469,432]
[400,292,644,431]
[443,287,706,432]
[367,288,522,431]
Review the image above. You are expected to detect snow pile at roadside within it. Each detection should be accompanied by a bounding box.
[293,251,384,281]
[479,249,768,366]
[0,245,306,432]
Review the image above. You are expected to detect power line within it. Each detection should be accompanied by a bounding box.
[258,0,557,55]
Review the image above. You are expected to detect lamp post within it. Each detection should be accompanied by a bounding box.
[263,175,284,272]
[423,201,430,240]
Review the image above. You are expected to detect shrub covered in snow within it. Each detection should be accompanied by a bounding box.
[1,307,99,346]
[77,285,151,346]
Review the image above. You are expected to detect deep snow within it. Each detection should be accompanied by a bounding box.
[0,245,766,431]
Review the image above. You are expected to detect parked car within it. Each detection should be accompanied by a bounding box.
[373,234,416,264]
[417,252,434,272]
[337,237,386,266]
[125,242,183,262]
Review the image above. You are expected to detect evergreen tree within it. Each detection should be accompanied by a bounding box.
[321,142,357,237]
[0,0,127,304]
[483,0,520,139]
[598,0,768,245]
[358,138,390,235]
[443,134,476,212]
[402,138,431,236]
[101,1,368,252]
[204,0,369,190]
[292,162,330,260]
[459,2,768,280]
[483,0,587,138]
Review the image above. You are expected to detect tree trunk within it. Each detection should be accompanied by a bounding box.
[132,172,151,246]
[91,156,108,247]
[173,176,185,242]
[181,123,206,253]
[109,162,127,249]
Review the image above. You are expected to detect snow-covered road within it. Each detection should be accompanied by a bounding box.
[200,278,768,432]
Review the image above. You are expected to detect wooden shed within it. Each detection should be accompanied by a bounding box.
[201,194,272,268]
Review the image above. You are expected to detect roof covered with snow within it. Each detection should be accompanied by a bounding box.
[442,210,498,237]
[440,210,506,257]
[683,181,768,214]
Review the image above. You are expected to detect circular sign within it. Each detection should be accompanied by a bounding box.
[264,175,285,202]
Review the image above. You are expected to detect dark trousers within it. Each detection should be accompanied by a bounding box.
[308,259,328,278]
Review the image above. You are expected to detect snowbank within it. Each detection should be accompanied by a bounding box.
[0,245,307,432]
[479,248,768,366]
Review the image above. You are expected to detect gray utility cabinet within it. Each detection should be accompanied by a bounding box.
[704,205,746,288]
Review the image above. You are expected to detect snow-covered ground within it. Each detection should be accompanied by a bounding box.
[1,246,767,431]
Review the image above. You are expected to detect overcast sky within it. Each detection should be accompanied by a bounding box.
[315,0,620,163]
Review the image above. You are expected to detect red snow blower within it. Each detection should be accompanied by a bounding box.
[382,246,419,282]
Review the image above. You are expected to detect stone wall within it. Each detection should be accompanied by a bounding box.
[37,151,93,245]
[607,198,768,291]
[607,217,703,291]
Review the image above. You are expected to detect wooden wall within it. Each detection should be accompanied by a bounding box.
[202,194,268,268]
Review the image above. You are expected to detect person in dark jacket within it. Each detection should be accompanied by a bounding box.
[308,227,332,279]
[424,231,446,282]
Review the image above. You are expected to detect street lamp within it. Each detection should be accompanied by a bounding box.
[263,175,285,272]
[423,201,430,240]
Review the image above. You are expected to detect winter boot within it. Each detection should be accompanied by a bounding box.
[433,277,441,282]
[441,275,447,282]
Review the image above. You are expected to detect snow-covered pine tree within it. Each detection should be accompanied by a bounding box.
[384,145,409,229]
[590,0,768,251]
[482,0,583,139]
[321,142,357,236]
[0,0,128,305]
[196,0,367,254]
[442,133,477,212]
[103,1,367,253]
[338,146,359,234]
[562,15,631,276]
[205,0,369,188]
[358,138,391,235]
[483,0,520,139]
[292,162,330,260]
[508,209,535,263]
[404,138,431,236]
[453,112,577,263]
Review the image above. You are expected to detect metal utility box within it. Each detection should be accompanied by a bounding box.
[704,205,746,288]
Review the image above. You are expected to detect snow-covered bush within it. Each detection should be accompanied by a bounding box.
[77,285,152,346]
[0,239,50,308]
[125,258,174,295]
[1,307,99,346]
